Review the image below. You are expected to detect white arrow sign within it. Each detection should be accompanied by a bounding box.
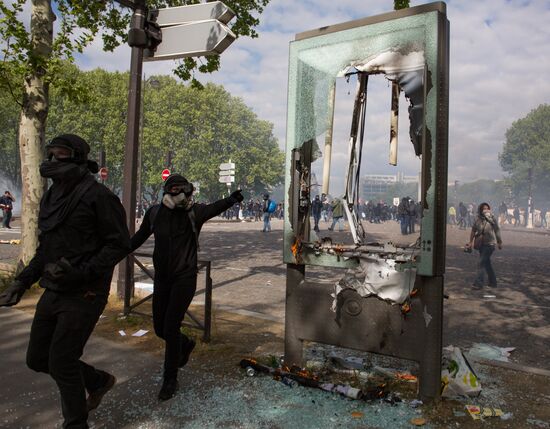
[144,20,236,61]
[151,1,235,27]
[219,176,235,184]
[219,162,235,170]
[219,170,235,176]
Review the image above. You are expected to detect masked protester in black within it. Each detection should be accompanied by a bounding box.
[0,134,131,429]
[130,174,243,401]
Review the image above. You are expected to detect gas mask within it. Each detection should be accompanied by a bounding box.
[162,189,194,210]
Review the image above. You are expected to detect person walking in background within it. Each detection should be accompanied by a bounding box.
[466,202,503,290]
[311,195,322,232]
[457,202,467,229]
[328,197,344,231]
[0,190,15,229]
[408,198,416,233]
[448,204,456,225]
[541,207,548,229]
[262,193,272,232]
[467,203,475,227]
[498,201,508,225]
[397,197,409,235]
[513,206,520,227]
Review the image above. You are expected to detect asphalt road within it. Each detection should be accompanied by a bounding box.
[1,217,549,368]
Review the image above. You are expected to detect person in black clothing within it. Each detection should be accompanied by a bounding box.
[0,134,131,429]
[262,193,272,232]
[311,195,322,232]
[0,190,15,228]
[130,174,243,401]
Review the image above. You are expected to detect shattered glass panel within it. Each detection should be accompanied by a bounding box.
[284,9,445,281]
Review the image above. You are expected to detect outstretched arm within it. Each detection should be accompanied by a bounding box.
[196,190,244,225]
[130,207,154,252]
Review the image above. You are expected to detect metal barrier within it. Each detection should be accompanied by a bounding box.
[126,252,212,342]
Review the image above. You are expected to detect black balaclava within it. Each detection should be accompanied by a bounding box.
[39,134,98,232]
[40,134,99,180]
[162,174,194,209]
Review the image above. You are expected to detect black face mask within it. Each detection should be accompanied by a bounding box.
[39,158,86,181]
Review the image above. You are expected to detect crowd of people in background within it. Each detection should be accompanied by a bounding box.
[135,191,550,234]
[448,201,549,229]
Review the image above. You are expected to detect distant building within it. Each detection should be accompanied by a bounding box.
[362,172,418,201]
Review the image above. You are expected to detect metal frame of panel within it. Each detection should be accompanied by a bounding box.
[283,2,449,400]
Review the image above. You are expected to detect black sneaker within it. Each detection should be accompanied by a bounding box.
[179,339,196,368]
[87,373,116,412]
[472,283,483,290]
[158,378,179,401]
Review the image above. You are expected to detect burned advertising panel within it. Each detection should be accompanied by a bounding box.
[283,3,449,400]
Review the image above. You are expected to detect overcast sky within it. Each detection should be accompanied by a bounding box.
[41,1,550,188]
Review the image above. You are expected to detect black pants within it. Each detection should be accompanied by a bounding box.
[26,289,108,429]
[2,209,12,228]
[153,276,197,380]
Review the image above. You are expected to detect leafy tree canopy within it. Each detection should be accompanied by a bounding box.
[42,67,284,202]
[499,104,550,207]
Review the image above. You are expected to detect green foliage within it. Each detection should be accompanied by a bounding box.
[394,0,410,10]
[449,180,509,207]
[499,104,550,206]
[0,85,22,187]
[44,68,283,202]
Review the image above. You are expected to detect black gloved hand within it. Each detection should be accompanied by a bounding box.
[229,190,244,204]
[43,257,88,287]
[0,280,27,307]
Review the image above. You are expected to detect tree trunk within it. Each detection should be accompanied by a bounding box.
[18,0,54,267]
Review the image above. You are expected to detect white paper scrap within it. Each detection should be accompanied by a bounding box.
[118,330,126,336]
[132,329,149,337]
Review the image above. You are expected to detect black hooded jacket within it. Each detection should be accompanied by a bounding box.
[130,198,234,281]
[16,180,131,296]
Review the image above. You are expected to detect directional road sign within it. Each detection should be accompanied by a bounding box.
[219,162,236,171]
[219,176,235,184]
[151,1,235,27]
[219,169,235,176]
[144,20,235,61]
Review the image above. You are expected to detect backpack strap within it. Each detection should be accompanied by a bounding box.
[187,206,200,252]
[149,204,160,233]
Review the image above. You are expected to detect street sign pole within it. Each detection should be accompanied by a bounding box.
[118,0,146,310]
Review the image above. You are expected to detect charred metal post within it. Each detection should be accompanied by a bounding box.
[389,81,400,166]
[322,83,336,196]
[284,263,305,366]
[117,0,147,310]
